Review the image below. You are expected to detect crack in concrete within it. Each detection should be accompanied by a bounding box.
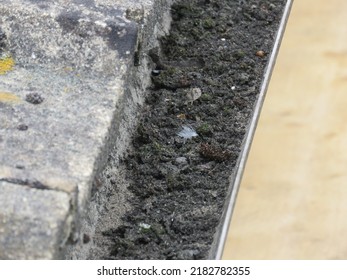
[0,177,52,191]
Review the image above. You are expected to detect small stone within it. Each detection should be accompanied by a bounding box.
[178,249,200,259]
[256,50,265,57]
[196,161,215,171]
[186,87,202,104]
[175,157,188,165]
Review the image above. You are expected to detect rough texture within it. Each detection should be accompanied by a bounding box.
[0,181,71,259]
[0,0,172,259]
[85,0,288,260]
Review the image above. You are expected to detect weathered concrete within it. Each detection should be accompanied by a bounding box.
[0,0,172,259]
[0,181,72,259]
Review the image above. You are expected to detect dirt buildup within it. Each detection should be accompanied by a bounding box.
[91,0,287,259]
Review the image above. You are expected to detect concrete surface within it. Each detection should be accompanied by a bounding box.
[223,0,347,259]
[0,0,172,259]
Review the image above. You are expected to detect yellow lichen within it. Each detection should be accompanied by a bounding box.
[0,55,15,75]
[0,92,21,103]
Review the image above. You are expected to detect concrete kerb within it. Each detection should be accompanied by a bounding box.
[0,0,173,259]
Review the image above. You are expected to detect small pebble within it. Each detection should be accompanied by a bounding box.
[186,87,202,104]
[196,162,215,171]
[175,157,188,165]
[256,50,265,57]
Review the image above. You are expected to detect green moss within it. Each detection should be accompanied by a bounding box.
[172,3,194,19]
[197,123,212,136]
[151,223,166,236]
[166,173,176,188]
[152,141,162,152]
[201,93,213,102]
[166,174,185,191]
[203,18,216,29]
[139,223,152,233]
[153,67,177,85]
[234,49,245,59]
[152,67,176,88]
[204,78,218,86]
[223,106,232,114]
[191,27,202,40]
[142,141,175,162]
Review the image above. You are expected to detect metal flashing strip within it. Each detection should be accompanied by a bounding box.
[213,0,294,260]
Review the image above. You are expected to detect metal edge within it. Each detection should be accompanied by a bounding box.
[212,0,294,260]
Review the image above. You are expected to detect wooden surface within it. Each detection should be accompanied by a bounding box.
[223,0,347,259]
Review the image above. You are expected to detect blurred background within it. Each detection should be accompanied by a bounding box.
[223,0,347,259]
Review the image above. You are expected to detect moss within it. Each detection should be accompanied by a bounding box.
[172,3,195,20]
[0,55,14,75]
[139,223,152,233]
[166,174,185,191]
[138,144,154,163]
[136,123,151,144]
[152,67,191,90]
[191,27,203,40]
[207,63,229,75]
[172,46,187,57]
[151,223,166,236]
[202,18,216,29]
[142,141,175,161]
[197,123,213,136]
[151,67,175,87]
[199,143,233,162]
[223,106,232,114]
[201,93,213,101]
[240,62,250,70]
[153,141,169,154]
[204,78,218,86]
[233,49,245,59]
[152,141,162,152]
